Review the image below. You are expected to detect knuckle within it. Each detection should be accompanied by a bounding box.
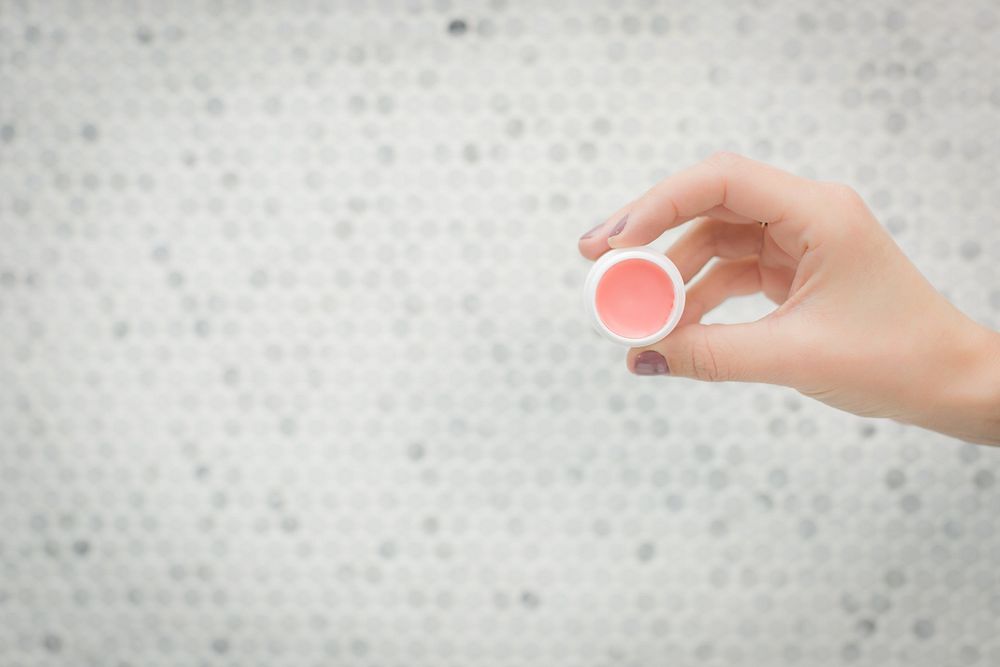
[823,181,866,211]
[689,327,727,382]
[818,181,873,239]
[706,150,744,171]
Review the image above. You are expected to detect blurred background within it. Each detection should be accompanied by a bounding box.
[2,1,1000,665]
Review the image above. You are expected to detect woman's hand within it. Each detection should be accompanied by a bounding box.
[578,152,1000,445]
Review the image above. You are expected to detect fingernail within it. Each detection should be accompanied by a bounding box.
[633,350,669,376]
[579,221,604,240]
[608,214,628,238]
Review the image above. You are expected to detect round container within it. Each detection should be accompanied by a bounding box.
[582,246,686,346]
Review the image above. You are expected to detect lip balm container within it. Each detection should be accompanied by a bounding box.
[583,246,686,346]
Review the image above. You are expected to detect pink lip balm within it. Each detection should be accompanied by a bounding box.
[583,247,686,346]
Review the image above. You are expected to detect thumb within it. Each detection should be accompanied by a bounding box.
[627,319,790,384]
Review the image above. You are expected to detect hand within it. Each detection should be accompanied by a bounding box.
[578,152,1000,445]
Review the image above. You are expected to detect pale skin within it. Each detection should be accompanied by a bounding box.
[578,152,1000,446]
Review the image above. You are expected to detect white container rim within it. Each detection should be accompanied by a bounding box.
[582,246,686,347]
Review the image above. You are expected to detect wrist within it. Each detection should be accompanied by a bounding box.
[927,322,1000,445]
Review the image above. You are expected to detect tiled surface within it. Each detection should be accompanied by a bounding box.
[1,1,999,665]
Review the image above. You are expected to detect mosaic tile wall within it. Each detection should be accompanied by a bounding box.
[2,1,1000,665]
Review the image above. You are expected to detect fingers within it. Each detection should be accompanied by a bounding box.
[665,218,764,283]
[578,201,634,260]
[695,205,758,225]
[579,203,761,262]
[678,257,762,326]
[602,152,826,258]
[627,317,791,385]
[629,253,792,383]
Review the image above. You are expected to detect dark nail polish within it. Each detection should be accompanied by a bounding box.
[579,221,604,240]
[633,350,669,375]
[609,214,628,238]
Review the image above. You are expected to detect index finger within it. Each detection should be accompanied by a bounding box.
[585,152,827,260]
